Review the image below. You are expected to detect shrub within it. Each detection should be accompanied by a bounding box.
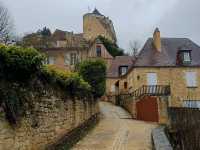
[41,65,91,97]
[76,59,106,98]
[0,44,44,81]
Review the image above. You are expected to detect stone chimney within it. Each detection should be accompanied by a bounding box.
[153,28,161,52]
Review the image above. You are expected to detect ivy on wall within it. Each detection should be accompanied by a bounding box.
[98,35,124,57]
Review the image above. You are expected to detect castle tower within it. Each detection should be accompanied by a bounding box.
[83,8,117,43]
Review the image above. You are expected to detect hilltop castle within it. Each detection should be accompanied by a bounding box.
[42,8,117,70]
[83,8,117,43]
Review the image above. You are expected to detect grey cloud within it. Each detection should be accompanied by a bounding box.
[2,0,200,52]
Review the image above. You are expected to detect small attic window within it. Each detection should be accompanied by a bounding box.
[96,45,102,57]
[119,66,128,76]
[183,51,191,62]
[177,50,192,65]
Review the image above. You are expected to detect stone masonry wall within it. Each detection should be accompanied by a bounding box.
[120,96,169,124]
[0,93,99,150]
[126,67,200,107]
[83,14,116,43]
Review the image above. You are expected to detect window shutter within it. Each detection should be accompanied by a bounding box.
[147,73,157,85]
[185,72,197,87]
[111,85,115,92]
[64,53,70,65]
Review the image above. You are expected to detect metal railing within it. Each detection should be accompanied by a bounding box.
[119,85,171,102]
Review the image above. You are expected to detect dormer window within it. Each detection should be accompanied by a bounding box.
[177,50,192,65]
[96,45,101,57]
[119,66,128,76]
[183,51,191,62]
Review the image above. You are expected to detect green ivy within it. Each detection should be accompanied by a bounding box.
[98,35,124,57]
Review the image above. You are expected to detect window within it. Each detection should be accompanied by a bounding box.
[177,50,192,65]
[147,73,157,85]
[124,82,128,89]
[111,85,115,92]
[183,100,200,108]
[70,53,77,65]
[183,51,191,62]
[64,53,70,65]
[56,41,60,47]
[48,56,55,65]
[96,45,101,57]
[185,72,197,87]
[119,66,128,76]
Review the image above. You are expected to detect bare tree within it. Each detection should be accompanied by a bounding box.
[129,40,141,57]
[0,2,14,44]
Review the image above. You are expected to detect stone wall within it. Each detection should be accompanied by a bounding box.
[83,14,116,43]
[120,96,169,124]
[120,98,136,118]
[152,127,173,150]
[0,92,99,150]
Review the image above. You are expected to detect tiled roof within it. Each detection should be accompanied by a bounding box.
[107,56,135,78]
[135,38,200,67]
[52,29,68,41]
[52,29,89,48]
[41,47,86,52]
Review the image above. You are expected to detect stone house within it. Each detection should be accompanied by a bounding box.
[41,9,115,70]
[106,56,135,95]
[106,28,200,123]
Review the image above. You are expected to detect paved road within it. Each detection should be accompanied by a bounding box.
[72,102,157,150]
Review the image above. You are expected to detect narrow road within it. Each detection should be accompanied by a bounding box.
[72,102,157,150]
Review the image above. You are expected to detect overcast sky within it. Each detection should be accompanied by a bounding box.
[2,0,200,52]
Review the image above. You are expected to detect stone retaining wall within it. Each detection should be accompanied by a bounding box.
[120,99,136,118]
[152,127,173,150]
[0,94,99,150]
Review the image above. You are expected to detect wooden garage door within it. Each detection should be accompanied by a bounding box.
[136,96,159,122]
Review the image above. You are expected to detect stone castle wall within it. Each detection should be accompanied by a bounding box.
[0,92,99,150]
[83,14,116,43]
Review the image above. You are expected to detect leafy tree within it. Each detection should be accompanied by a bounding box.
[98,35,124,57]
[37,27,51,37]
[76,59,106,98]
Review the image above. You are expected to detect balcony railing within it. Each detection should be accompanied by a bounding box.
[119,85,171,102]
